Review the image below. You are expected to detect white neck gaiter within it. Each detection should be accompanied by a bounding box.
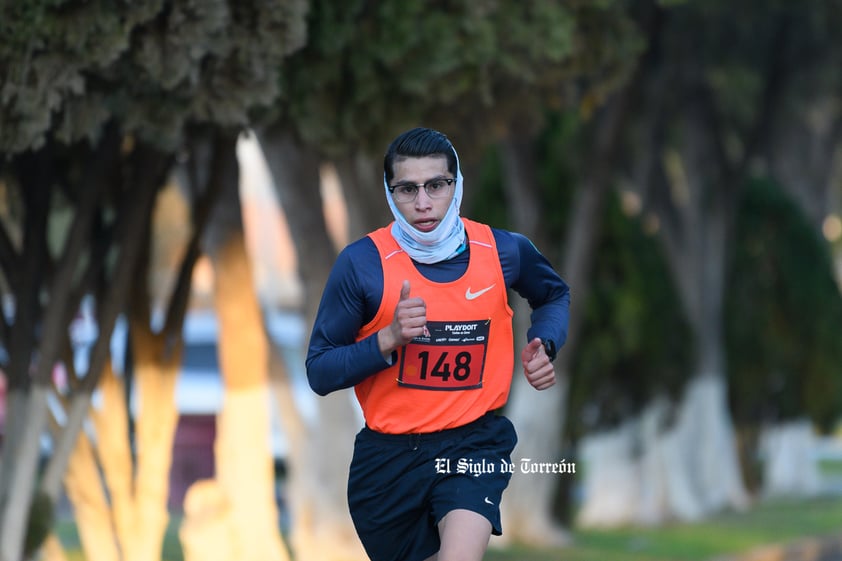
[384,152,466,264]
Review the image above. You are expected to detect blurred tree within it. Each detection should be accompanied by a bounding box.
[755,6,842,236]
[179,128,289,561]
[569,192,690,441]
[617,0,842,519]
[55,124,233,561]
[0,0,305,153]
[567,189,693,526]
[726,178,842,432]
[0,136,171,561]
[0,1,307,559]
[493,85,641,543]
[472,4,648,537]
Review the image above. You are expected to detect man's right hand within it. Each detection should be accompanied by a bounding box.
[377,280,427,358]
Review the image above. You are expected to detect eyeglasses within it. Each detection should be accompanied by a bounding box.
[388,177,456,203]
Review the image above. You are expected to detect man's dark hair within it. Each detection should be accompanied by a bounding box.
[384,127,458,185]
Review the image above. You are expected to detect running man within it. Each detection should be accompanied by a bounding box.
[306,127,569,561]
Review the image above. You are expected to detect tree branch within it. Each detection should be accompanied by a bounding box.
[160,128,233,347]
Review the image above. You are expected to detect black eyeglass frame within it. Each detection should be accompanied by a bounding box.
[387,177,456,201]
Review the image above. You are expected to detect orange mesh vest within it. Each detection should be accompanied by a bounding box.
[355,218,514,434]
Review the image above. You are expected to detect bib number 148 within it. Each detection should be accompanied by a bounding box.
[399,343,484,390]
[418,350,472,382]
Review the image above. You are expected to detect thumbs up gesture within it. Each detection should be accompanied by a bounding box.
[398,279,412,302]
[521,338,556,390]
[377,280,427,358]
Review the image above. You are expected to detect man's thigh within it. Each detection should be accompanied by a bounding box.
[437,509,493,561]
[420,509,493,561]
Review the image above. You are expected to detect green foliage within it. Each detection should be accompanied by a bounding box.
[275,0,643,159]
[0,0,308,153]
[725,178,842,432]
[467,109,581,241]
[656,0,842,158]
[467,143,508,228]
[24,491,54,557]
[567,190,691,435]
[535,110,586,243]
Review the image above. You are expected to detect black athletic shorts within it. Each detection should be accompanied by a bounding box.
[347,412,518,561]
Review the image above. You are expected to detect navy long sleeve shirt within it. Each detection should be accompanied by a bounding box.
[306,227,570,396]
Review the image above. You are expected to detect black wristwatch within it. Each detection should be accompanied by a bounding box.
[541,338,557,362]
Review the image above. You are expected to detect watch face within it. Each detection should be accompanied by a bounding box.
[542,339,556,361]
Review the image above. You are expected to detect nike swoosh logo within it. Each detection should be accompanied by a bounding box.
[465,284,496,300]
[484,497,494,506]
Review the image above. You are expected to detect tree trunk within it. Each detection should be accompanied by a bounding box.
[63,354,178,561]
[767,93,842,234]
[130,330,181,560]
[759,419,821,498]
[1,138,167,561]
[495,131,571,546]
[656,375,748,520]
[576,421,642,527]
[577,373,750,526]
[63,375,121,561]
[332,151,390,241]
[0,386,50,561]
[635,101,750,522]
[0,147,59,561]
[180,129,289,561]
[638,6,795,523]
[41,535,69,561]
[58,148,223,561]
[498,90,630,543]
[572,5,749,524]
[256,124,366,561]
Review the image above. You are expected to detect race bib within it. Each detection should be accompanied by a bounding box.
[398,320,489,390]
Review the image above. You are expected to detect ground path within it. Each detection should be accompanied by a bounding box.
[713,534,842,561]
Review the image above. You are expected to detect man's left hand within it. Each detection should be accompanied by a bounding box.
[520,338,556,390]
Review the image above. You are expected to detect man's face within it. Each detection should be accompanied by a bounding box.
[389,155,455,233]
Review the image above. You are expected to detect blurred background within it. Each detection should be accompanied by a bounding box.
[0,1,841,560]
